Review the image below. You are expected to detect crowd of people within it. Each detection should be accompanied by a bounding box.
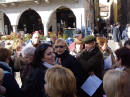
[0,29,130,97]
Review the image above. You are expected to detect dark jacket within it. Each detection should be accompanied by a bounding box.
[77,47,104,78]
[0,62,23,97]
[21,64,46,97]
[56,50,84,95]
[77,47,104,97]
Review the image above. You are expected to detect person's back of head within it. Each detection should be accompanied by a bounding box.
[123,69,130,97]
[124,39,130,49]
[103,69,128,97]
[115,47,130,68]
[45,66,77,97]
[0,48,12,63]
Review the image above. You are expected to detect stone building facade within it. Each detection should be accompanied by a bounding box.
[0,0,95,36]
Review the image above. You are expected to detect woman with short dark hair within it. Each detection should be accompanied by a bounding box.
[115,47,130,70]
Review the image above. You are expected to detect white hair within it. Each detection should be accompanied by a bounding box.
[23,47,36,57]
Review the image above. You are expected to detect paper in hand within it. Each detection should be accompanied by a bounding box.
[81,74,102,96]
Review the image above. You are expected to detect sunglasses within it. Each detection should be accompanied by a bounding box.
[55,45,65,48]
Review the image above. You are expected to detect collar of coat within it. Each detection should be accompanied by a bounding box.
[56,50,69,60]
[80,46,100,59]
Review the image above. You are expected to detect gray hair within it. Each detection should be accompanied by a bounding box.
[23,47,36,57]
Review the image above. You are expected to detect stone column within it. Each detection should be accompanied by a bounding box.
[44,24,48,36]
[12,25,17,33]
[0,13,4,35]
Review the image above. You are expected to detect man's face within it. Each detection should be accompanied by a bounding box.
[32,32,40,45]
[85,42,96,51]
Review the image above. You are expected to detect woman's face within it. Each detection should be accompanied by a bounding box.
[23,54,33,65]
[42,47,55,65]
[75,44,83,53]
[55,42,66,55]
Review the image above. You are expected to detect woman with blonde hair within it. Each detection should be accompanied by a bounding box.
[10,39,25,86]
[11,39,25,71]
[103,69,130,97]
[45,66,77,97]
[70,39,83,57]
[54,38,83,97]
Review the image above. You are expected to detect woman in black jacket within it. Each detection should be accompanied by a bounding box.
[54,38,84,97]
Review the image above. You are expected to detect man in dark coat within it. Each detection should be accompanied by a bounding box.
[77,35,104,97]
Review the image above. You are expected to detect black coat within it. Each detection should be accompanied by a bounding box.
[56,50,84,96]
[77,47,104,97]
[21,64,46,97]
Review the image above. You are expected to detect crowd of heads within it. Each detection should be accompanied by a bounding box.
[0,29,130,97]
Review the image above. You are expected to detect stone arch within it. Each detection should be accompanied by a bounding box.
[17,8,44,34]
[0,12,13,35]
[47,6,76,37]
[4,13,12,34]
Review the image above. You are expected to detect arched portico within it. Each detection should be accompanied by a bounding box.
[4,14,12,34]
[0,12,12,35]
[17,8,44,34]
[47,6,76,37]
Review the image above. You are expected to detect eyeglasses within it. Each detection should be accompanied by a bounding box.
[55,45,65,48]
